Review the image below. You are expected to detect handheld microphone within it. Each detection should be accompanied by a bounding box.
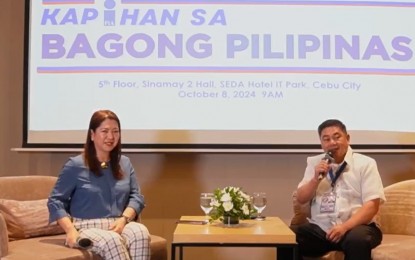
[76,237,93,249]
[318,151,334,181]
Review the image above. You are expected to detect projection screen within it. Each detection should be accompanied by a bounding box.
[24,0,415,152]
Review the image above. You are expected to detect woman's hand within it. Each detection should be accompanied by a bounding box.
[57,217,79,248]
[109,217,127,234]
[65,228,80,248]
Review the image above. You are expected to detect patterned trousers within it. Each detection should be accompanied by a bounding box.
[73,217,151,260]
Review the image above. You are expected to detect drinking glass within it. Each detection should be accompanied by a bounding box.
[200,193,214,219]
[252,192,267,220]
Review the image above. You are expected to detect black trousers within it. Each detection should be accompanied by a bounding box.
[284,222,382,260]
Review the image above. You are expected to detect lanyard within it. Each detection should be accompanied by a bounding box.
[328,162,347,188]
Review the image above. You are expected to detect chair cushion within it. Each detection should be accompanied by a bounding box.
[7,234,166,260]
[0,199,64,240]
[372,234,415,260]
[149,235,168,260]
[303,251,344,260]
[379,190,415,236]
[0,213,8,257]
[291,191,310,226]
[8,234,99,260]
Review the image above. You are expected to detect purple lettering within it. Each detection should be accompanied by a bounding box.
[362,36,390,60]
[41,8,97,25]
[391,36,412,61]
[335,35,360,60]
[186,34,211,58]
[286,34,294,59]
[60,8,79,25]
[322,35,331,59]
[140,9,158,25]
[97,33,123,58]
[251,34,260,59]
[263,34,284,59]
[298,35,320,59]
[191,9,206,25]
[120,9,140,25]
[41,9,59,25]
[227,34,249,58]
[81,9,98,24]
[120,9,179,25]
[42,34,65,59]
[67,34,95,58]
[158,34,183,58]
[126,33,154,58]
[209,9,226,25]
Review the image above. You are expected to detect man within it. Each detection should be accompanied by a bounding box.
[293,119,385,260]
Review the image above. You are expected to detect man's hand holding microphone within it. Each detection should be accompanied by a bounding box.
[316,151,334,181]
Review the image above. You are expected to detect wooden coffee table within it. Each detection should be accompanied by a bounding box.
[171,216,298,260]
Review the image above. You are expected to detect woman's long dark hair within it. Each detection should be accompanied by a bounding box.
[83,110,123,179]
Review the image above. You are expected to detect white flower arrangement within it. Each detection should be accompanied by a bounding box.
[209,186,256,222]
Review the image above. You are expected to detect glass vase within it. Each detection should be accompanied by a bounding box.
[222,215,239,226]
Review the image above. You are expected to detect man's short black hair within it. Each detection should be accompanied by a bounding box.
[318,119,347,137]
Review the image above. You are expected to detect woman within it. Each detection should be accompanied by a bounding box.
[47,110,150,260]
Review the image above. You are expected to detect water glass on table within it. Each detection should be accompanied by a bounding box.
[200,193,214,220]
[253,192,267,220]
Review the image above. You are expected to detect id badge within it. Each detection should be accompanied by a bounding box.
[320,192,336,213]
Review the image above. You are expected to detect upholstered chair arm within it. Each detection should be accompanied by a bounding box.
[0,213,9,257]
[290,191,311,227]
[379,188,415,236]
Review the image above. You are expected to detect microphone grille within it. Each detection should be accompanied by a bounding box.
[325,151,334,162]
[77,237,93,248]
